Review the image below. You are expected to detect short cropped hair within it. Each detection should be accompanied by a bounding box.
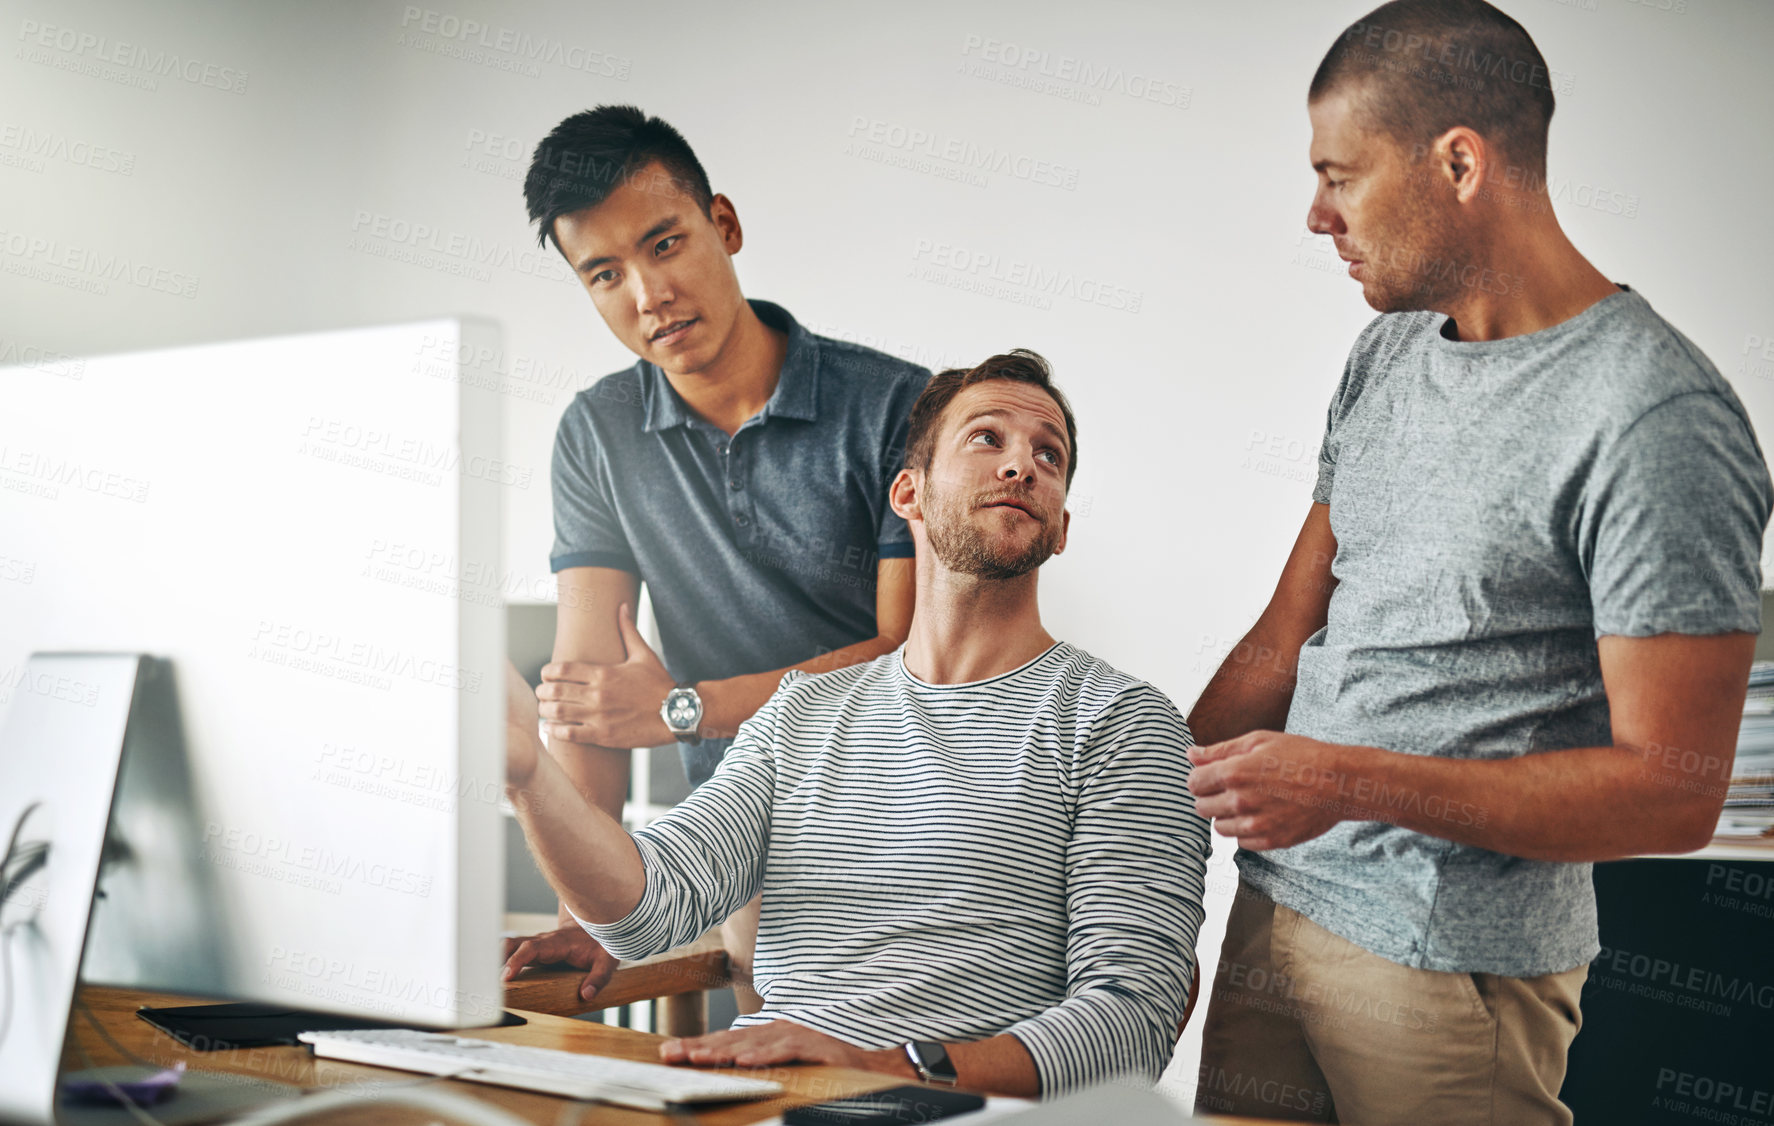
[1309,0,1556,179]
[904,350,1079,490]
[523,105,715,252]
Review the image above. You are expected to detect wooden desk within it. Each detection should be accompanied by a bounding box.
[66,985,1272,1125]
[66,984,902,1125]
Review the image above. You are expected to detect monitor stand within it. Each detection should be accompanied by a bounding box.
[135,1001,525,1050]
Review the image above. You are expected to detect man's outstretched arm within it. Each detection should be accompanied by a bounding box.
[504,661,646,924]
[509,661,778,958]
[499,568,635,1002]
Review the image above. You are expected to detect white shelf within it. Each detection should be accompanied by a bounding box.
[1636,839,1774,863]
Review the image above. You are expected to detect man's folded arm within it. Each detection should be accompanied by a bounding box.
[1005,686,1212,1095]
[567,685,783,960]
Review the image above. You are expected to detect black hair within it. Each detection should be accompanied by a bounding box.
[523,105,715,252]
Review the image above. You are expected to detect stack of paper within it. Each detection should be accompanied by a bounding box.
[1718,662,1774,839]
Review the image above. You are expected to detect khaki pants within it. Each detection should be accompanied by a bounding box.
[1195,881,1587,1125]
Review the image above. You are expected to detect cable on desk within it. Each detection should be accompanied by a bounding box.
[0,801,50,1052]
[68,1005,180,1126]
[227,1083,542,1126]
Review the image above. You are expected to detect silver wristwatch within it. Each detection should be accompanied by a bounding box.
[659,682,703,745]
[904,1040,958,1086]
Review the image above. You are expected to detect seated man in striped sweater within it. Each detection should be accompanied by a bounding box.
[503,350,1212,1098]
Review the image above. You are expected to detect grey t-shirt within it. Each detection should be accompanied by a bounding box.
[1237,285,1773,976]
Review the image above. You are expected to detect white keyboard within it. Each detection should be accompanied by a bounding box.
[298,1028,784,1111]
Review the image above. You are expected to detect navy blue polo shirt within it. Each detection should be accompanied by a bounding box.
[549,299,931,783]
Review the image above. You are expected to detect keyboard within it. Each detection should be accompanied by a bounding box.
[298,1028,784,1111]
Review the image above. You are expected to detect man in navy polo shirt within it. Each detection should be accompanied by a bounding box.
[500,105,930,1010]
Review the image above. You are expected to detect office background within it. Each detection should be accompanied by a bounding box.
[6,0,1772,1105]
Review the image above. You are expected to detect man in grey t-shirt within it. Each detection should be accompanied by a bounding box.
[1187,3,1771,1124]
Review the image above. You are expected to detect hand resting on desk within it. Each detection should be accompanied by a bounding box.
[659,1019,916,1081]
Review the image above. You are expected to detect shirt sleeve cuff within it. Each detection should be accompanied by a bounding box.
[1591,605,1763,640]
[1003,993,1171,1097]
[551,549,639,574]
[564,834,674,961]
[876,540,915,559]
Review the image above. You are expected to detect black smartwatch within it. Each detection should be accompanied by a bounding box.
[659,682,703,745]
[903,1040,958,1086]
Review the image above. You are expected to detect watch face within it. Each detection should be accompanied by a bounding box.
[664,690,699,731]
[911,1040,956,1081]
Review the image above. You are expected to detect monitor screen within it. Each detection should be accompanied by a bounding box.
[0,319,507,1026]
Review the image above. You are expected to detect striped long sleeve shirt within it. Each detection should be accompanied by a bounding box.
[572,641,1212,1095]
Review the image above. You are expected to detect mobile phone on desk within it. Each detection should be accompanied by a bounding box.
[783,1084,987,1124]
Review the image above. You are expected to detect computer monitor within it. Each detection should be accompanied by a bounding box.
[0,319,508,1028]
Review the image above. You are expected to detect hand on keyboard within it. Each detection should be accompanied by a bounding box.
[661,1018,916,1079]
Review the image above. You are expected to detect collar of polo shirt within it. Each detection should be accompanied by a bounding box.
[639,299,821,432]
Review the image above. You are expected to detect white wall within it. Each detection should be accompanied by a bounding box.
[7,0,1772,1102]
